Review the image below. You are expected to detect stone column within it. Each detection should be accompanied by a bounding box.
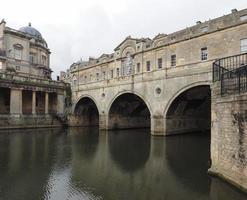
[57,94,65,114]
[32,91,36,115]
[151,115,165,136]
[45,92,49,114]
[10,88,22,115]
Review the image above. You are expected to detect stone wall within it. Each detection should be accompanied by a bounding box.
[0,114,67,129]
[210,82,247,192]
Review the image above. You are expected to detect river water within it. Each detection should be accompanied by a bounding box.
[0,128,246,200]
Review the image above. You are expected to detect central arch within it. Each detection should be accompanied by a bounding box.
[73,97,99,127]
[108,93,151,130]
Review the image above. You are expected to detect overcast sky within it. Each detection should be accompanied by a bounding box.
[1,0,246,78]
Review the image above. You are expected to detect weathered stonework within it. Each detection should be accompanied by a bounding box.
[62,8,247,136]
[0,20,67,129]
[210,81,247,192]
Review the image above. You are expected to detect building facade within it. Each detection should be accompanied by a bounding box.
[61,8,247,192]
[61,8,247,134]
[0,20,66,128]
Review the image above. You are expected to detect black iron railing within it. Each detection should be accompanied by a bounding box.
[213,53,247,82]
[221,65,247,95]
[213,53,247,95]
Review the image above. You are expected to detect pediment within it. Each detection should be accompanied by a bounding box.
[114,37,137,57]
[115,36,137,48]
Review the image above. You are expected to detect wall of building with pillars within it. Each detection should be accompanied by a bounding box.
[0,83,66,129]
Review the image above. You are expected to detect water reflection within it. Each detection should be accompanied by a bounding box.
[0,128,64,200]
[69,127,99,160]
[108,129,150,172]
[165,133,211,195]
[0,128,246,200]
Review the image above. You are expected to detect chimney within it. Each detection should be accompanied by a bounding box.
[57,76,60,81]
[196,21,201,25]
[231,9,238,13]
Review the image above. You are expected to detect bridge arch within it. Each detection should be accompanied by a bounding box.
[73,95,100,127]
[107,91,152,130]
[164,82,211,135]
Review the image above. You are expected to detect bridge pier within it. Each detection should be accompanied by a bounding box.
[151,115,165,136]
[99,114,108,130]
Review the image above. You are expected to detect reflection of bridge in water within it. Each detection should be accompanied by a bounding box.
[63,9,247,193]
[0,128,246,199]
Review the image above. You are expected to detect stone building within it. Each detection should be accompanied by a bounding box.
[61,8,247,192]
[0,20,66,128]
[61,8,247,134]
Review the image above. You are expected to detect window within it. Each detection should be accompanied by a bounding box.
[14,48,22,60]
[79,75,83,83]
[137,63,140,73]
[13,44,23,60]
[125,53,133,75]
[102,71,106,80]
[201,47,208,61]
[84,76,87,82]
[41,55,47,66]
[30,53,36,64]
[146,61,151,71]
[171,55,176,66]
[201,26,209,33]
[110,70,114,78]
[16,66,20,71]
[158,58,162,69]
[73,76,77,86]
[241,39,247,53]
[240,15,247,21]
[90,74,93,81]
[96,73,99,81]
[0,62,2,69]
[116,68,120,77]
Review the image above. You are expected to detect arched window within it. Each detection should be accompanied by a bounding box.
[72,75,77,86]
[13,44,23,60]
[122,52,133,76]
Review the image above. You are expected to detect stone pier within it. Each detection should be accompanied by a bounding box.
[209,82,247,192]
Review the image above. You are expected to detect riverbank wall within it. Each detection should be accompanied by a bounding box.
[210,81,247,192]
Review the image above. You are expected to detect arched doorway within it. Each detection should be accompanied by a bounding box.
[74,97,99,126]
[108,93,151,130]
[165,85,211,135]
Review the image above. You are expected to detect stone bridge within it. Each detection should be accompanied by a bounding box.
[63,9,247,136]
[70,63,212,136]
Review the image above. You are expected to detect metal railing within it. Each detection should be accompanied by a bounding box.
[213,53,247,82]
[213,53,247,95]
[221,65,247,95]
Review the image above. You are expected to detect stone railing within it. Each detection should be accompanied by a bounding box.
[0,72,65,87]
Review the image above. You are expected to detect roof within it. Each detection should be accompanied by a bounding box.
[19,23,42,39]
